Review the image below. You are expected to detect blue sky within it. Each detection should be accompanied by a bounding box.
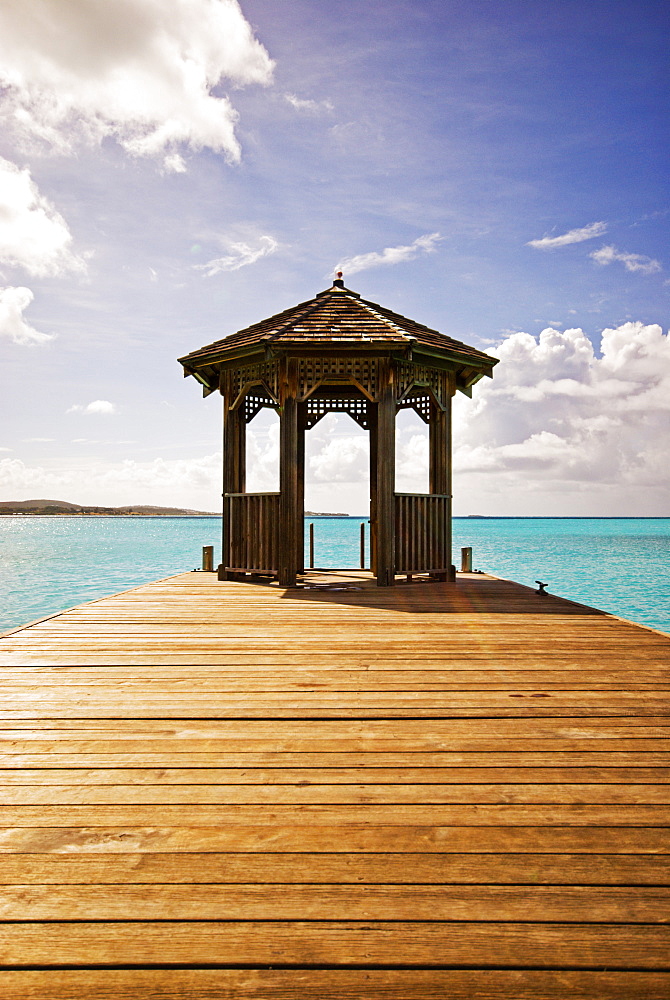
[1,0,668,515]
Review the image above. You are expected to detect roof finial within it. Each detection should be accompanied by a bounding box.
[333,270,345,289]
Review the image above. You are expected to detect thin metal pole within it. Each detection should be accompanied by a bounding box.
[360,522,365,569]
[309,522,315,569]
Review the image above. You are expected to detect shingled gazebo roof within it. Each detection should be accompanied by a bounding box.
[179,281,497,396]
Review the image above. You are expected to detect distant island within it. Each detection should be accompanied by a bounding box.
[0,499,217,516]
[304,510,351,517]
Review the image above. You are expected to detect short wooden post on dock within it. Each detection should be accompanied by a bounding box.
[461,545,473,572]
[309,522,315,569]
[360,521,366,569]
[202,545,214,572]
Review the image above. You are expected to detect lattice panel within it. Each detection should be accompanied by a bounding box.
[396,361,448,409]
[304,395,371,430]
[299,358,378,401]
[229,360,279,403]
[397,392,432,423]
[244,389,278,423]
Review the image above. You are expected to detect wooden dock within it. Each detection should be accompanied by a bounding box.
[0,570,668,998]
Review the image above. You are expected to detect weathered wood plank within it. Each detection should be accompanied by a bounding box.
[2,667,667,685]
[3,782,667,805]
[1,803,668,826]
[1,852,667,884]
[0,766,665,784]
[2,689,667,708]
[2,707,668,718]
[0,717,667,735]
[1,920,668,967]
[2,883,668,921]
[2,752,667,768]
[0,969,668,1000]
[0,825,665,853]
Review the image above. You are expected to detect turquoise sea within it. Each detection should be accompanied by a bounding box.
[1,515,669,635]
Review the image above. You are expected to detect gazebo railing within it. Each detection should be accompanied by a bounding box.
[394,492,451,574]
[224,492,281,574]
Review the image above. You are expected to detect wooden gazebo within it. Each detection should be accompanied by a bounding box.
[179,277,497,586]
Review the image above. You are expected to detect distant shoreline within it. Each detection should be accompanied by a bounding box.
[1,498,666,520]
[3,514,667,520]
[0,499,217,517]
[0,512,218,517]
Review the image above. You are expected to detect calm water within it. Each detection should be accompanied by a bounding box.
[1,515,669,634]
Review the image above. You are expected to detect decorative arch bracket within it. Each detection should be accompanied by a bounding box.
[397,384,446,423]
[229,380,279,423]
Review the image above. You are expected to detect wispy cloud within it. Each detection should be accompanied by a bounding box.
[0,286,53,345]
[284,93,333,113]
[527,221,608,249]
[196,236,279,276]
[336,233,443,277]
[591,244,662,274]
[0,0,274,170]
[67,400,118,415]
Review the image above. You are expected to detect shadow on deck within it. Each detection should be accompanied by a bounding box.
[279,569,609,616]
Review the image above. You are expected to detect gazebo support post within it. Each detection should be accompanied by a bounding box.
[429,394,452,582]
[296,403,306,574]
[279,358,300,587]
[375,358,396,586]
[369,411,378,577]
[220,393,246,580]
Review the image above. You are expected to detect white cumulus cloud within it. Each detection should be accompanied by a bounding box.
[309,435,369,483]
[527,221,608,249]
[0,286,53,345]
[67,400,118,415]
[452,321,670,512]
[336,233,443,277]
[196,235,279,276]
[0,157,86,276]
[0,0,274,170]
[590,244,662,274]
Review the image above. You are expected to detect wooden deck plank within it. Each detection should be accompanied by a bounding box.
[0,825,666,853]
[1,851,668,884]
[3,781,668,804]
[2,752,668,768]
[0,803,668,825]
[0,570,667,996]
[1,920,669,968]
[2,883,668,922]
[0,970,668,1000]
[2,667,667,684]
[0,766,667,783]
